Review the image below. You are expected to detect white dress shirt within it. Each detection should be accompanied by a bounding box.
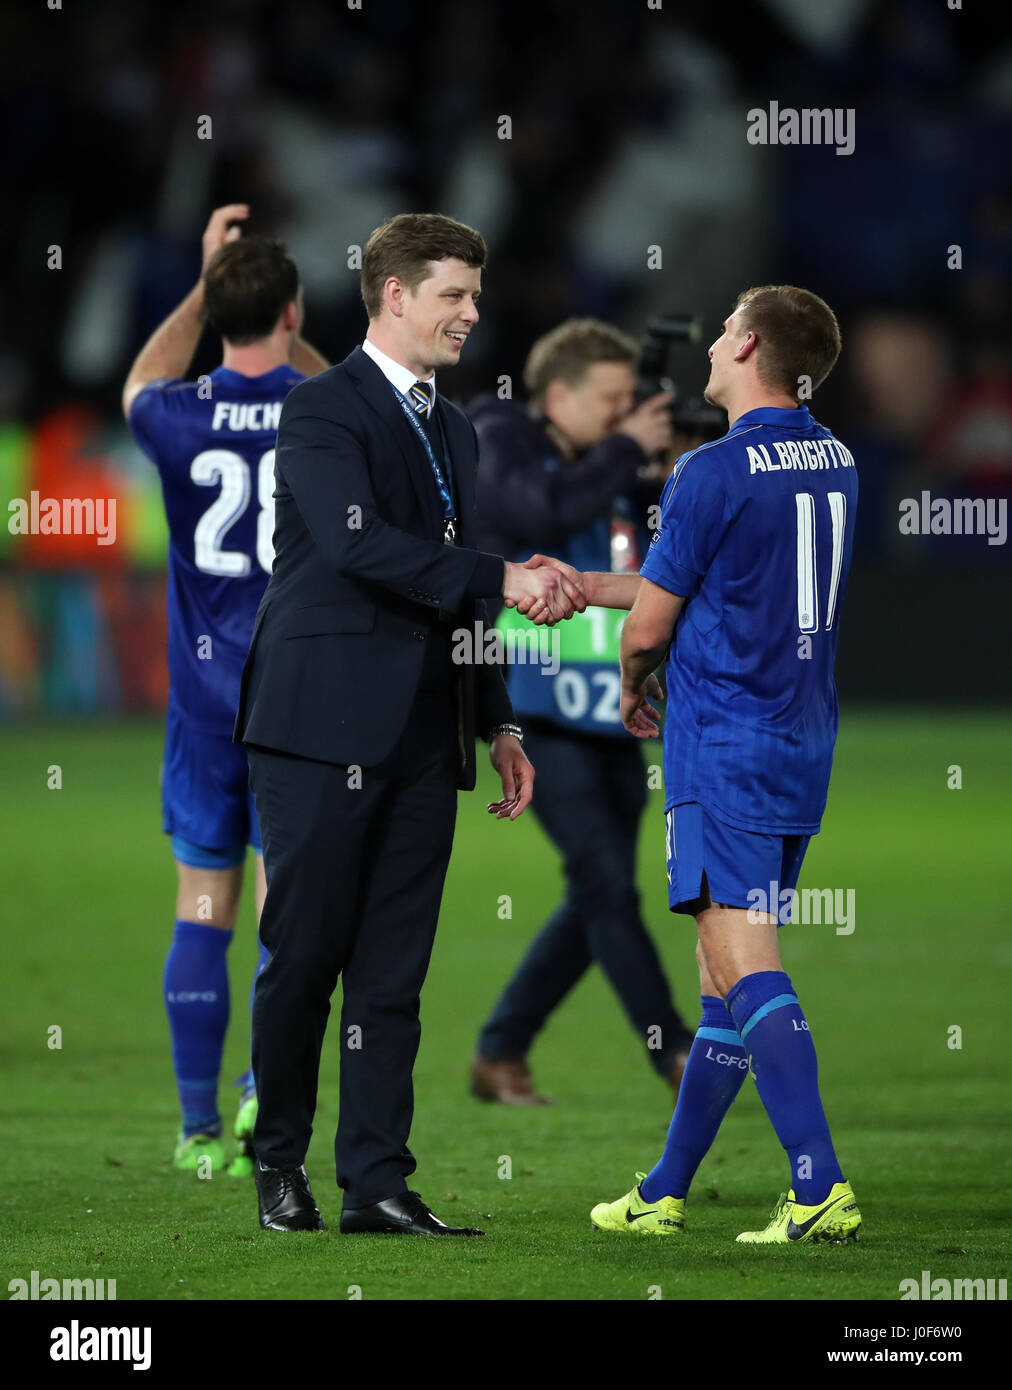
[361,338,435,417]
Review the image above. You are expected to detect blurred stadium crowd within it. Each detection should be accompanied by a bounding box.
[1,0,1009,716]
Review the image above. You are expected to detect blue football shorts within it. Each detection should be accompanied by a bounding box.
[664,801,810,920]
[161,704,261,868]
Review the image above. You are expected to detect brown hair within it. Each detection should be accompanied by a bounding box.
[523,318,641,404]
[733,285,841,398]
[361,213,487,319]
[203,237,299,345]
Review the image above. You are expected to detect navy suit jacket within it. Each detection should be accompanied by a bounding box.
[235,346,514,790]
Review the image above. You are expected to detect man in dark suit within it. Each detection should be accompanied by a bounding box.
[235,212,583,1237]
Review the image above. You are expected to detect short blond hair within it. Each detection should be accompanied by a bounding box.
[523,318,641,404]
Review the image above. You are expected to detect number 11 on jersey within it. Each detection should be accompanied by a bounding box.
[796,490,846,634]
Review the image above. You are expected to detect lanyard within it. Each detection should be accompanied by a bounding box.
[391,386,456,524]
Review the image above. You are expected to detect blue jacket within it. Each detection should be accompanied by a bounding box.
[470,395,650,568]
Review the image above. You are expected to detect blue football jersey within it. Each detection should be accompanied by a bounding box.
[129,364,304,733]
[640,405,858,835]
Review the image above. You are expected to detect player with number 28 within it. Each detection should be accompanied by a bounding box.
[122,206,329,1179]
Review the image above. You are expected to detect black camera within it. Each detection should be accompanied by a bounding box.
[638,313,726,442]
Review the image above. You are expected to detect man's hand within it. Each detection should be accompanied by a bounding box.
[514,556,648,614]
[509,553,592,620]
[201,203,249,273]
[620,673,663,739]
[487,735,534,820]
[614,392,674,457]
[502,559,585,625]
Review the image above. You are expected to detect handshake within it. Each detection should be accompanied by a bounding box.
[501,554,588,625]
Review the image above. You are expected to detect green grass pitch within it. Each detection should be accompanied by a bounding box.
[1,711,1009,1301]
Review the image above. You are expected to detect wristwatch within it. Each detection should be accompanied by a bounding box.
[488,722,524,746]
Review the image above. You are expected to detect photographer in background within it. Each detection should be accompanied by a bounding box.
[468,319,696,1104]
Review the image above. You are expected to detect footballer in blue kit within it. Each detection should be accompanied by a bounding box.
[122,206,328,1177]
[521,285,862,1244]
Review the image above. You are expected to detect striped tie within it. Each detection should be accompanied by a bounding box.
[410,380,433,416]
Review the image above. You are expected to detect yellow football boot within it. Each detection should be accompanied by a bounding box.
[591,1173,686,1235]
[736,1181,861,1244]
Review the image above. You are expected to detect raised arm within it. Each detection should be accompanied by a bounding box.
[122,205,330,419]
[121,204,249,419]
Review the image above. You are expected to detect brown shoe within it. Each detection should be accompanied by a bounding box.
[669,1048,692,1100]
[470,1056,551,1106]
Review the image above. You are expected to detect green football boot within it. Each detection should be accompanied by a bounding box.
[227,1092,258,1178]
[173,1131,226,1176]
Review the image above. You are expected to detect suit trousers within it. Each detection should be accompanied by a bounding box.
[247,686,459,1208]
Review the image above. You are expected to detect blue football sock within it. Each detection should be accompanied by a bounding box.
[640,996,749,1202]
[726,970,844,1205]
[163,919,232,1138]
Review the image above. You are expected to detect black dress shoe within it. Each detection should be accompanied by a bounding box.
[340,1190,483,1236]
[255,1160,324,1231]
